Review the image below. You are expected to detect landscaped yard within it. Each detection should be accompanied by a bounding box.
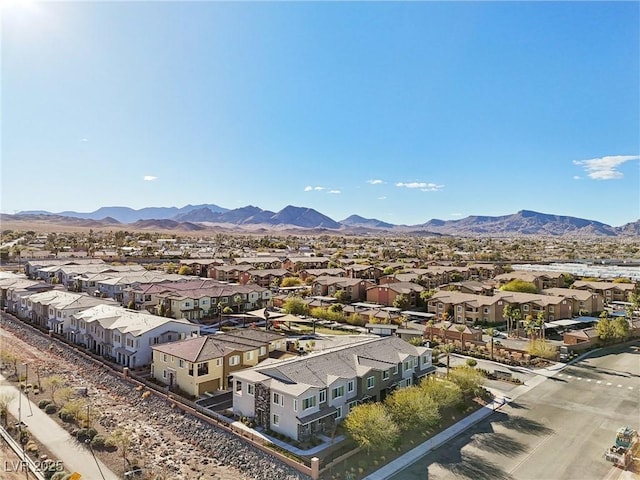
[312,397,487,480]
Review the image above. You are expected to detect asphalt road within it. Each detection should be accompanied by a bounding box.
[390,342,640,480]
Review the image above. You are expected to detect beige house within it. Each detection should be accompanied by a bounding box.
[151,329,287,397]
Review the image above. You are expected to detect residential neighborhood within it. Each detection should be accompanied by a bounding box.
[1,230,639,480]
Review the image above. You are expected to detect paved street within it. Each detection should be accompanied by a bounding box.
[390,342,640,480]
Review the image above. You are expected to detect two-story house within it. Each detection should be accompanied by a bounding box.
[71,304,199,367]
[151,329,286,396]
[232,336,433,441]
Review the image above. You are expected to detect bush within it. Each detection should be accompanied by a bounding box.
[38,399,52,409]
[44,404,58,414]
[466,358,478,367]
[76,427,97,441]
[58,410,75,423]
[90,434,106,449]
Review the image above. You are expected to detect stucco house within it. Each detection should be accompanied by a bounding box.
[151,329,287,396]
[232,336,434,441]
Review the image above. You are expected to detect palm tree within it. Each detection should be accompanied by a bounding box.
[456,325,466,350]
[502,304,514,337]
[536,311,546,339]
[426,319,435,342]
[442,343,455,377]
[486,327,495,360]
[513,307,522,338]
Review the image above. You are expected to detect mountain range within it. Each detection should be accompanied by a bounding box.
[6,205,639,237]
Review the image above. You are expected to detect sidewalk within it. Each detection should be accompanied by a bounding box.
[0,375,120,480]
[362,370,552,480]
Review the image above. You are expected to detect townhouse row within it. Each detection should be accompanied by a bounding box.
[232,335,434,441]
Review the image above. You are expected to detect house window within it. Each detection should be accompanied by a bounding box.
[235,381,242,393]
[382,370,390,380]
[332,386,344,400]
[293,399,297,411]
[259,346,267,356]
[319,390,327,403]
[302,396,316,410]
[367,376,375,389]
[163,354,167,363]
[483,307,489,314]
[162,369,167,379]
[178,359,184,368]
[216,358,222,367]
[523,305,529,312]
[245,351,253,361]
[229,355,240,366]
[247,384,255,396]
[394,365,399,374]
[272,414,279,426]
[188,363,194,376]
[273,392,284,406]
[334,406,343,420]
[347,380,354,393]
[197,362,208,376]
[549,306,555,312]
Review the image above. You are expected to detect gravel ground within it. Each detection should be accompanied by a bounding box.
[0,314,311,480]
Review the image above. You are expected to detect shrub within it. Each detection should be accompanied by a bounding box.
[44,404,58,414]
[466,358,478,367]
[39,399,52,409]
[90,434,106,449]
[58,410,75,423]
[76,427,97,441]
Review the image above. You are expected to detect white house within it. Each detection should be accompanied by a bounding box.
[233,336,433,441]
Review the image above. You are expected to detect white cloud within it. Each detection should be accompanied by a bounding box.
[395,181,444,191]
[143,175,158,181]
[314,186,326,191]
[80,138,89,142]
[328,190,341,194]
[450,212,463,217]
[396,181,427,189]
[304,186,313,191]
[420,183,444,192]
[305,185,331,192]
[573,155,639,180]
[573,175,582,180]
[377,196,387,200]
[367,179,384,185]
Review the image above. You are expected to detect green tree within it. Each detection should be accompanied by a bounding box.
[343,403,400,454]
[612,317,630,341]
[500,279,539,294]
[384,386,440,431]
[281,277,303,287]
[333,289,350,303]
[282,297,308,316]
[419,376,462,411]
[596,314,615,344]
[392,293,410,311]
[177,265,193,276]
[447,365,486,399]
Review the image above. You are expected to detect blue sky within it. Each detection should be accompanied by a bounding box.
[2,1,639,226]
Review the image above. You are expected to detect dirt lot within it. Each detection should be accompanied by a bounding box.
[0,318,307,480]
